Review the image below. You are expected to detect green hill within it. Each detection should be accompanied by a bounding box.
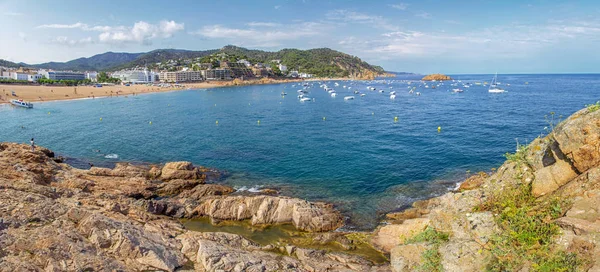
[2,46,387,79]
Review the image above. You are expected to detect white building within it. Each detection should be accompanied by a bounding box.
[27,74,43,82]
[237,59,251,67]
[111,69,157,83]
[42,71,86,81]
[11,72,28,81]
[86,72,98,82]
[278,64,287,73]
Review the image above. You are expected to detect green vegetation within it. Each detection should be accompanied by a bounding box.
[405,227,450,272]
[96,72,120,84]
[586,101,600,112]
[475,176,586,271]
[0,77,92,86]
[504,143,529,164]
[0,78,29,84]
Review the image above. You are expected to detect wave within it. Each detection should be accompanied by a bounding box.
[235,185,263,193]
[104,154,119,159]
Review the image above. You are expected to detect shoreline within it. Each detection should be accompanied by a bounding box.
[0,77,357,105]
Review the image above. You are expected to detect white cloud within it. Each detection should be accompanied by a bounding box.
[98,20,184,44]
[38,20,184,46]
[4,11,22,16]
[191,22,326,47]
[336,20,600,62]
[274,5,281,9]
[390,3,408,10]
[36,22,117,32]
[415,12,432,19]
[326,10,398,31]
[50,36,94,46]
[246,22,281,27]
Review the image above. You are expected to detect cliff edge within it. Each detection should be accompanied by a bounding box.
[372,105,600,271]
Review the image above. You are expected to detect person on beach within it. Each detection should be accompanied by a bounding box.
[30,138,35,152]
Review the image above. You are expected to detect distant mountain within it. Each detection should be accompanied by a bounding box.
[2,46,388,78]
[0,59,21,68]
[32,52,142,71]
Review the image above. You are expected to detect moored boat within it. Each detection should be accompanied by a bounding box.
[10,99,33,108]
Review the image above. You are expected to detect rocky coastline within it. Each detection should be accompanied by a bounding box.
[1,105,600,271]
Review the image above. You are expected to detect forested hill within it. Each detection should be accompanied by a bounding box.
[1,46,388,78]
[218,46,386,78]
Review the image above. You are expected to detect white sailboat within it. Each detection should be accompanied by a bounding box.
[488,73,505,93]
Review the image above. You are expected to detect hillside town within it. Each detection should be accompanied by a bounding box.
[0,56,314,86]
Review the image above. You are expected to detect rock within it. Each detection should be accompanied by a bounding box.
[439,240,489,272]
[160,161,204,181]
[421,74,451,81]
[0,143,358,271]
[193,195,343,232]
[458,172,488,191]
[371,218,430,253]
[390,243,428,272]
[532,159,578,196]
[553,108,600,173]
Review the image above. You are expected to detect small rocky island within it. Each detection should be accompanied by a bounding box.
[421,73,452,81]
[1,105,600,271]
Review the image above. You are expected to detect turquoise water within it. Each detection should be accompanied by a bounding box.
[1,74,598,229]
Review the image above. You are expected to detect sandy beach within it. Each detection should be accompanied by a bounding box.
[0,77,350,105]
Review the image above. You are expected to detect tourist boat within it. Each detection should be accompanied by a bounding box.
[488,73,505,93]
[344,96,354,100]
[452,89,464,93]
[10,99,33,108]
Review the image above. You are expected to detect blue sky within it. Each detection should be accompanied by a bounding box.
[1,0,599,74]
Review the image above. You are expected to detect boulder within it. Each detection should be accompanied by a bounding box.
[194,195,343,232]
[371,218,430,253]
[160,161,204,181]
[553,108,600,173]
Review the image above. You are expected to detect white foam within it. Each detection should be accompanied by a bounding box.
[104,154,118,159]
[235,185,263,193]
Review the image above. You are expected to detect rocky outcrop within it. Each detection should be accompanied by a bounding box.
[194,196,343,232]
[421,74,451,81]
[0,142,356,271]
[373,106,600,271]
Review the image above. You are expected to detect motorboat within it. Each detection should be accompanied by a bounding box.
[344,96,355,100]
[452,89,464,93]
[390,94,396,99]
[10,99,33,108]
[331,93,337,97]
[300,97,312,102]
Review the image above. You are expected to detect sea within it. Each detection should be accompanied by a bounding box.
[1,74,598,230]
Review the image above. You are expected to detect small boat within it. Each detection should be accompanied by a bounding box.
[300,97,312,102]
[390,94,396,99]
[298,94,304,98]
[452,89,464,93]
[281,92,287,95]
[489,73,505,93]
[379,90,384,93]
[390,91,396,95]
[331,93,337,97]
[360,94,366,97]
[344,96,355,100]
[353,90,360,94]
[10,99,33,108]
